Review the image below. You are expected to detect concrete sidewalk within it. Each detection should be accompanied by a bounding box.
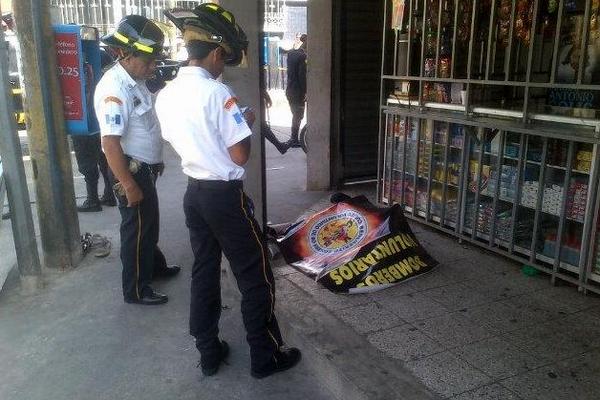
[272,194,600,399]
[0,145,334,400]
[2,94,600,399]
[261,119,600,399]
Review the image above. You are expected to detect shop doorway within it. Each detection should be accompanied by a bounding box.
[262,0,313,224]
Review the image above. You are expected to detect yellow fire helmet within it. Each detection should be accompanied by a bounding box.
[102,15,165,58]
[164,3,248,67]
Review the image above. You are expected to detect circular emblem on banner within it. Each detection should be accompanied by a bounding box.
[309,210,368,255]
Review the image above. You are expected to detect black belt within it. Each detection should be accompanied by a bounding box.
[124,155,162,176]
[188,178,243,189]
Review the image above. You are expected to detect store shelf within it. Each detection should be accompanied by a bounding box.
[462,227,511,248]
[526,160,542,166]
[535,254,580,275]
[403,206,457,228]
[380,0,600,294]
[589,272,600,284]
[432,179,459,188]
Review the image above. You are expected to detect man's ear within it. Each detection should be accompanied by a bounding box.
[213,46,224,61]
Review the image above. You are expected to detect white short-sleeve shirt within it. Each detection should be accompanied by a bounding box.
[94,62,163,164]
[155,66,252,181]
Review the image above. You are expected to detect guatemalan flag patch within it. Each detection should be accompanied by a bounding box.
[105,114,122,125]
[233,112,244,125]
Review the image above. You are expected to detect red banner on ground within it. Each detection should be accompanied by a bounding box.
[277,195,439,294]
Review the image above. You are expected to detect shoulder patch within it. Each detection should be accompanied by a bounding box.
[104,96,123,105]
[233,112,244,125]
[224,97,238,111]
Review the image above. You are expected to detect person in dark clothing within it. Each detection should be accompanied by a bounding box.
[74,48,117,212]
[261,89,290,154]
[285,33,307,148]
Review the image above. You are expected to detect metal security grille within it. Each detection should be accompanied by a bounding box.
[378,0,600,293]
[50,0,203,34]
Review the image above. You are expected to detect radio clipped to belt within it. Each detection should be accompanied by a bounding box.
[113,158,144,196]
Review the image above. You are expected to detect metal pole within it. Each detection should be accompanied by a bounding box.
[0,11,42,290]
[504,0,516,80]
[377,0,390,203]
[550,0,565,84]
[13,0,82,270]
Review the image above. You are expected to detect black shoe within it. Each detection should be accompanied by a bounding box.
[124,290,168,305]
[251,347,301,379]
[154,265,181,279]
[274,141,289,155]
[100,193,117,207]
[77,199,102,212]
[200,340,229,377]
[287,139,302,148]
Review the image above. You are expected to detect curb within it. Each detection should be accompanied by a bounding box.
[221,264,440,400]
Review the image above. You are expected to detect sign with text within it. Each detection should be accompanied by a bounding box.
[55,32,83,120]
[277,195,438,294]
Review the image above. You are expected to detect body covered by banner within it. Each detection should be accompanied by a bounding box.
[277,195,438,293]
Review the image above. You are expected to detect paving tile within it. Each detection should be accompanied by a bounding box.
[493,263,553,289]
[309,289,372,312]
[421,243,471,264]
[501,316,600,362]
[534,285,600,314]
[461,301,550,334]
[337,302,405,334]
[272,264,298,277]
[404,268,463,292]
[367,280,417,301]
[405,351,492,398]
[451,336,547,380]
[414,312,495,349]
[461,274,532,301]
[413,229,459,248]
[501,350,600,400]
[422,282,493,311]
[377,292,451,322]
[437,260,497,282]
[451,383,522,400]
[285,272,321,293]
[464,250,521,275]
[501,293,573,322]
[367,324,444,362]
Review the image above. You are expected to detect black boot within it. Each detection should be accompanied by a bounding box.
[274,139,290,155]
[78,181,101,212]
[251,347,301,379]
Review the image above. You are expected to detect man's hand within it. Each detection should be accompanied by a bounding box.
[124,182,144,207]
[262,90,272,108]
[243,108,256,128]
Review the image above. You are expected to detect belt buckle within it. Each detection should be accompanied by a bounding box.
[128,159,142,174]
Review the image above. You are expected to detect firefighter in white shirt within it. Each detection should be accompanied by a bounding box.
[94,15,179,306]
[157,4,301,378]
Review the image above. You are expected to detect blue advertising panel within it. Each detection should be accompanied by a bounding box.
[53,24,101,135]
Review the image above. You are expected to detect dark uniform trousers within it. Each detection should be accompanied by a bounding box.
[113,160,168,301]
[183,179,284,371]
[72,134,112,193]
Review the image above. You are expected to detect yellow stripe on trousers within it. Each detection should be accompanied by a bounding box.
[239,190,280,351]
[136,207,142,300]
